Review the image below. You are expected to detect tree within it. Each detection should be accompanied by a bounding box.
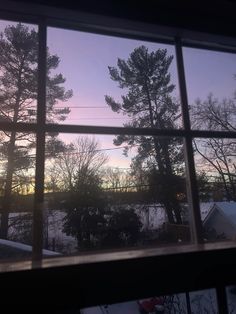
[105,45,184,224]
[57,137,143,250]
[47,136,108,192]
[191,93,236,201]
[54,137,108,249]
[101,207,142,248]
[63,170,107,249]
[0,23,72,238]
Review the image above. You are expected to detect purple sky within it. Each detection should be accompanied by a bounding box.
[0,20,235,169]
[183,47,236,103]
[47,26,236,169]
[47,27,179,127]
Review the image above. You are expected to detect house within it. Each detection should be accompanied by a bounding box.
[203,202,236,240]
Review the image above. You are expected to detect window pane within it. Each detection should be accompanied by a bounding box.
[189,288,218,313]
[194,138,236,242]
[81,293,187,313]
[81,289,218,313]
[43,133,191,256]
[46,27,182,129]
[0,131,35,261]
[183,47,236,131]
[0,20,38,123]
[226,285,236,313]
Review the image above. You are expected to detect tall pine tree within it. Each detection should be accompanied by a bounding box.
[105,46,184,224]
[0,23,72,238]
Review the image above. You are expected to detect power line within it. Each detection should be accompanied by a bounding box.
[65,118,125,120]
[54,106,108,109]
[9,144,133,159]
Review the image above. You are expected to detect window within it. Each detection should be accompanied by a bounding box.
[0,4,236,314]
[0,7,235,263]
[81,288,218,314]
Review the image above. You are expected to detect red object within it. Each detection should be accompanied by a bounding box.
[138,297,164,312]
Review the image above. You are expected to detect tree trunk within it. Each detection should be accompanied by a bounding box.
[0,70,22,238]
[144,82,177,224]
[0,132,16,238]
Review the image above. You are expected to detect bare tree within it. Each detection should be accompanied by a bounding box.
[47,136,108,192]
[191,93,236,200]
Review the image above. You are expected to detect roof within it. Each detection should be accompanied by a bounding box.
[0,239,61,260]
[200,202,215,220]
[203,202,236,227]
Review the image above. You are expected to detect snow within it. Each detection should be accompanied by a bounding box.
[0,238,61,256]
[199,202,214,221]
[134,204,166,230]
[5,201,236,256]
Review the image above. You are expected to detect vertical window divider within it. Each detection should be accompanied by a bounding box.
[33,20,47,261]
[175,37,203,244]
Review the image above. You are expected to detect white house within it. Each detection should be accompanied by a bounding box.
[202,202,236,240]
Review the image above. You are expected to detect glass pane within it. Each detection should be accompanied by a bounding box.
[43,133,191,256]
[0,131,35,261]
[0,20,38,123]
[226,285,236,313]
[81,290,219,314]
[46,27,181,128]
[189,289,218,313]
[183,47,236,131]
[194,137,236,242]
[81,293,187,313]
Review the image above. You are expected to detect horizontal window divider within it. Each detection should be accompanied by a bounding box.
[0,122,236,138]
[0,2,44,25]
[182,39,236,54]
[46,124,236,138]
[0,12,40,25]
[45,124,186,136]
[45,19,176,46]
[0,2,176,45]
[0,1,236,54]
[190,130,236,138]
[0,122,38,132]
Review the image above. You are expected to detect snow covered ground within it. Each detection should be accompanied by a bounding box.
[0,238,61,256]
[5,202,216,255]
[6,204,169,254]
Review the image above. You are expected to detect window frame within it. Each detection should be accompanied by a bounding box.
[0,3,236,313]
[0,1,235,263]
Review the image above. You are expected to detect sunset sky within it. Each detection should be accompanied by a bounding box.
[0,20,236,170]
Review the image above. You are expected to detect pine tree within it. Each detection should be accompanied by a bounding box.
[105,46,184,224]
[0,23,72,238]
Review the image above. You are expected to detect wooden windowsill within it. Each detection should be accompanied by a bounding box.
[0,240,236,273]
